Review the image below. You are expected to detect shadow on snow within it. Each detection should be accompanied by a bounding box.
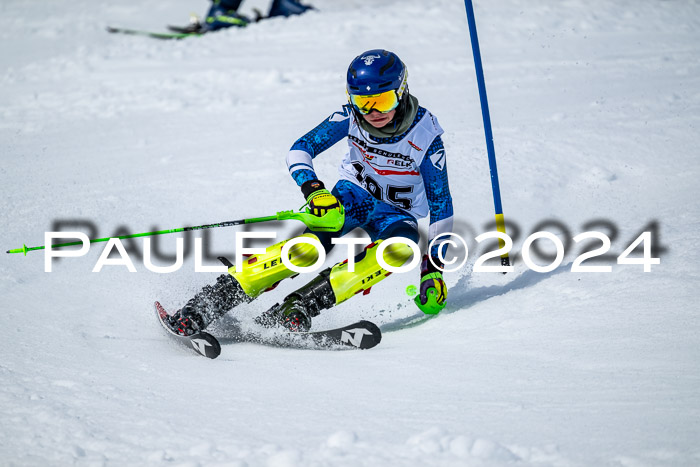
[381,263,571,333]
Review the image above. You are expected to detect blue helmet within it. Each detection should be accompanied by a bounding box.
[346,49,408,98]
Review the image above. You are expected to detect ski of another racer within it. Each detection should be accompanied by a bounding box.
[106,26,202,40]
[155,301,382,359]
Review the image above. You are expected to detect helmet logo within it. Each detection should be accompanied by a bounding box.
[361,54,381,66]
[366,85,371,91]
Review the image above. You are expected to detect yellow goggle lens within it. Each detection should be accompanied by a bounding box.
[349,90,399,115]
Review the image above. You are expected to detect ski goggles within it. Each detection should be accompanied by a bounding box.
[348,90,400,115]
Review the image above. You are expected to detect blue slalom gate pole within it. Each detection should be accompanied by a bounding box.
[463,0,510,267]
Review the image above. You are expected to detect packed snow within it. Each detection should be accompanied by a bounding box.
[1,0,699,465]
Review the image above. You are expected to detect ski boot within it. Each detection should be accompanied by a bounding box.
[268,0,314,18]
[255,238,415,331]
[255,268,335,332]
[204,0,250,31]
[173,274,251,335]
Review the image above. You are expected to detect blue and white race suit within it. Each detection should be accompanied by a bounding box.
[286,105,454,259]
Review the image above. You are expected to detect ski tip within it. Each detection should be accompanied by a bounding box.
[154,301,170,320]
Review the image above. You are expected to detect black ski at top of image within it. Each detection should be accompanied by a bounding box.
[107,26,202,40]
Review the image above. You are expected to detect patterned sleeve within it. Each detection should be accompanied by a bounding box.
[419,135,454,261]
[287,105,352,186]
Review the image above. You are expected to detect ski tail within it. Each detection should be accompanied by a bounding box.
[155,301,221,359]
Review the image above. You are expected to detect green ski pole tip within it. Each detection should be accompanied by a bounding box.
[405,285,418,297]
[6,244,29,255]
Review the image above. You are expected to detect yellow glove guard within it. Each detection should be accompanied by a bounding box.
[307,189,342,217]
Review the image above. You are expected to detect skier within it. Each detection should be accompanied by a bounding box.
[167,49,453,336]
[181,0,313,33]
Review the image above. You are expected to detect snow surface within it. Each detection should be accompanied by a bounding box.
[2,0,700,465]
